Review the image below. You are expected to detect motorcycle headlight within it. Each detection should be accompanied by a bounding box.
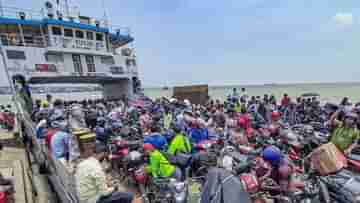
[174,182,186,193]
[356,195,360,203]
[175,193,186,203]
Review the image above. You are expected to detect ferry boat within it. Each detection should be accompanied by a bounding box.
[0,1,142,202]
[0,0,141,99]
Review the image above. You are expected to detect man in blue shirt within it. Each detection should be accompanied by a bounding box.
[144,125,168,151]
[50,120,79,162]
[189,120,209,144]
[51,123,71,160]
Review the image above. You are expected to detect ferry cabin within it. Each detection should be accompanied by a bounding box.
[0,6,139,99]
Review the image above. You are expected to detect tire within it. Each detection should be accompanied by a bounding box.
[139,184,150,203]
[318,180,331,203]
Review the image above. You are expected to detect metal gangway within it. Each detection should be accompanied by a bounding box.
[13,92,79,203]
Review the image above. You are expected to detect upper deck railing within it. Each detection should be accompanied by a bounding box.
[0,6,43,21]
[0,33,48,47]
[0,6,133,35]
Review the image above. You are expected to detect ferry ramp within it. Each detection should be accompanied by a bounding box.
[0,131,54,203]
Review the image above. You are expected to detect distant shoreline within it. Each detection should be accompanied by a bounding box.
[144,81,360,89]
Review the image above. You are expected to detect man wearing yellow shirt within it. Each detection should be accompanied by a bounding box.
[167,125,192,156]
[144,143,182,181]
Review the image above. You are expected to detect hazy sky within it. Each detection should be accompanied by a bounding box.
[3,0,360,86]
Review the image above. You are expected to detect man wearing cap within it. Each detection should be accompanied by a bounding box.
[76,143,134,203]
[330,109,360,154]
[144,143,182,181]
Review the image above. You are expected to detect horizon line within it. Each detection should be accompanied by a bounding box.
[143,80,360,89]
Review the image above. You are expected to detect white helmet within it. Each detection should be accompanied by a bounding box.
[184,99,191,106]
[169,98,177,103]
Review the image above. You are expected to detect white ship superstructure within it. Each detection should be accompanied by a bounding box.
[0,0,140,99]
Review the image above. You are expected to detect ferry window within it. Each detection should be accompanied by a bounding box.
[45,53,64,63]
[6,50,26,60]
[75,30,84,39]
[72,54,83,74]
[52,27,62,35]
[64,29,74,37]
[96,33,103,41]
[86,55,96,72]
[86,32,94,40]
[101,56,115,65]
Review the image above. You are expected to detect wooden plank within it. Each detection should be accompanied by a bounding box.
[13,160,27,203]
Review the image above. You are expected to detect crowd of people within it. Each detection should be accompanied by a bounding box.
[25,86,360,203]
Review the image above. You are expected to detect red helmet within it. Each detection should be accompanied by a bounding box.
[278,164,292,179]
[143,143,155,152]
[271,111,281,120]
[238,118,247,128]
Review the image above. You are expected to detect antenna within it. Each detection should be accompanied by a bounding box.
[101,0,109,27]
[0,0,3,17]
[64,0,70,18]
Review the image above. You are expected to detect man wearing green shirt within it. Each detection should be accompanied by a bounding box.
[144,143,182,181]
[330,111,360,154]
[167,126,192,155]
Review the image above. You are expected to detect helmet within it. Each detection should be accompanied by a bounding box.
[169,98,177,103]
[262,146,282,165]
[184,99,191,106]
[41,100,49,108]
[278,164,292,179]
[49,109,65,122]
[238,118,247,128]
[111,122,123,131]
[143,143,155,152]
[51,120,68,131]
[248,104,257,113]
[345,112,358,120]
[97,117,106,126]
[271,111,281,120]
[172,123,182,133]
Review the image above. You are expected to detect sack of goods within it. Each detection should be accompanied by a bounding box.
[310,143,347,175]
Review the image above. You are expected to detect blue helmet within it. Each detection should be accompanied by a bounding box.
[97,117,107,126]
[110,122,122,131]
[262,145,282,165]
[172,122,182,133]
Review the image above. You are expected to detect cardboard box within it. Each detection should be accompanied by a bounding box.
[310,143,347,175]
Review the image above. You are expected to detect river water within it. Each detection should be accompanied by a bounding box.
[145,83,360,104]
[2,83,360,105]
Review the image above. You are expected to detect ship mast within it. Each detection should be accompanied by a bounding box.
[64,0,70,18]
[101,0,109,27]
[0,0,4,17]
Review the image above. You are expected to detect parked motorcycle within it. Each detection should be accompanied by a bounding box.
[321,169,360,203]
[146,178,188,203]
[0,112,15,131]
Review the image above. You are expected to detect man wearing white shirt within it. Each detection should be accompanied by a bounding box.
[75,143,134,203]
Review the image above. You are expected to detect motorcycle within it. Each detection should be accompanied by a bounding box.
[0,112,15,131]
[321,169,360,203]
[345,147,360,173]
[191,140,221,178]
[108,137,143,180]
[146,178,188,203]
[112,147,151,203]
